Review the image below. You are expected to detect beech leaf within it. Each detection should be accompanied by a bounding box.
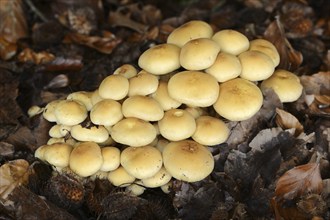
[0,159,31,200]
[275,108,304,136]
[63,32,122,54]
[0,0,28,43]
[275,163,323,202]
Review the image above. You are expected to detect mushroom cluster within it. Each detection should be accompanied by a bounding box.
[33,20,303,195]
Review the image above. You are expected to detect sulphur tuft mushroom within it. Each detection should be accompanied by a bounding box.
[212,29,249,55]
[192,115,230,146]
[167,20,214,47]
[167,70,219,107]
[260,69,303,102]
[213,78,263,121]
[162,140,214,182]
[54,100,88,126]
[138,43,181,75]
[98,74,129,100]
[69,142,103,177]
[110,117,157,147]
[179,38,220,71]
[158,109,196,141]
[122,95,164,121]
[120,145,163,179]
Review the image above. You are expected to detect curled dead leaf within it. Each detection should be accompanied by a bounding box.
[309,95,330,116]
[275,108,304,136]
[0,36,17,60]
[0,159,31,200]
[44,74,69,89]
[63,32,121,54]
[18,48,56,64]
[264,17,303,71]
[275,163,323,202]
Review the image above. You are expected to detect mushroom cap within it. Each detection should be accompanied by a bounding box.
[121,145,163,179]
[184,106,207,119]
[100,146,121,172]
[249,39,280,66]
[49,124,64,138]
[70,124,109,143]
[138,43,181,75]
[205,52,242,82]
[34,144,49,161]
[260,69,303,103]
[108,166,135,187]
[122,96,164,121]
[168,71,219,107]
[43,143,73,168]
[151,81,182,111]
[28,105,43,117]
[69,142,103,177]
[43,100,62,122]
[113,64,137,79]
[67,91,93,111]
[167,20,214,47]
[179,38,220,70]
[54,100,88,126]
[158,109,196,141]
[192,116,230,146]
[238,50,275,81]
[141,166,172,188]
[110,117,157,147]
[162,140,214,182]
[90,99,123,126]
[213,78,263,121]
[98,74,129,100]
[128,71,159,96]
[126,183,146,196]
[91,89,103,105]
[212,29,250,55]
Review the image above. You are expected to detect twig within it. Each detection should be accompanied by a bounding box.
[25,0,48,22]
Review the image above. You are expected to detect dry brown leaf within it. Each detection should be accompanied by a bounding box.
[275,108,304,136]
[108,5,148,33]
[18,48,56,64]
[309,95,330,116]
[0,159,31,200]
[275,163,323,201]
[37,57,83,72]
[0,36,17,60]
[264,17,303,71]
[300,71,330,95]
[0,0,27,43]
[63,32,121,54]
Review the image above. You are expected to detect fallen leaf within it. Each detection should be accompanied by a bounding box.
[0,0,28,43]
[57,7,97,35]
[275,108,304,136]
[264,17,303,71]
[275,163,323,202]
[18,48,56,64]
[0,159,31,200]
[43,74,69,89]
[37,57,83,72]
[309,95,330,115]
[300,71,330,95]
[0,36,17,60]
[63,32,121,54]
